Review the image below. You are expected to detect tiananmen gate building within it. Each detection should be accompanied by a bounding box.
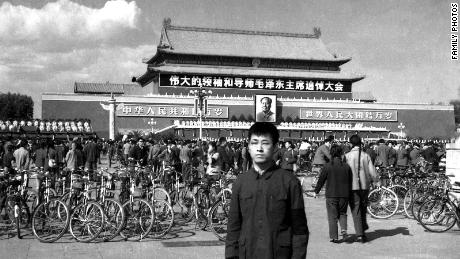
[42,18,455,141]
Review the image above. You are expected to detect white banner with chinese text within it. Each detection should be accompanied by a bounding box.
[299,108,397,121]
[116,104,228,118]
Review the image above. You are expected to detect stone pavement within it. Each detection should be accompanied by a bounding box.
[0,194,458,259]
[1,158,458,259]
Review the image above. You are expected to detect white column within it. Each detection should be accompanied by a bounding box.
[108,97,116,140]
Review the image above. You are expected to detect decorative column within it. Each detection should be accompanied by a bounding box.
[108,95,116,140]
[100,93,117,140]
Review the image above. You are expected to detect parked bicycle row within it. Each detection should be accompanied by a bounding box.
[0,159,235,243]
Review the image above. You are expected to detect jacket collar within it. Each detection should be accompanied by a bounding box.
[249,162,278,180]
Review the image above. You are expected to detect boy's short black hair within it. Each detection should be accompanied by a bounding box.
[248,122,279,144]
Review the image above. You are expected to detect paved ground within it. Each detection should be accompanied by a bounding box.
[0,194,458,259]
[0,158,458,259]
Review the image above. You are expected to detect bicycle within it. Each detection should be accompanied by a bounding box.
[60,170,105,242]
[145,165,171,204]
[296,164,322,198]
[416,179,460,232]
[367,183,399,219]
[118,165,155,241]
[207,174,233,241]
[164,165,192,224]
[31,171,70,243]
[377,166,408,214]
[142,165,174,239]
[93,168,125,242]
[4,169,32,239]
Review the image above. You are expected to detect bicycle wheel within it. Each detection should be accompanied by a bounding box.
[69,201,105,242]
[388,185,407,214]
[412,194,434,222]
[208,199,230,241]
[98,198,125,242]
[121,198,154,241]
[367,187,399,219]
[403,188,414,219]
[32,199,70,243]
[176,188,195,223]
[417,199,457,232]
[150,199,174,238]
[6,197,30,229]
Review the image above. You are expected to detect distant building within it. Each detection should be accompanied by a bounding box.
[42,18,455,140]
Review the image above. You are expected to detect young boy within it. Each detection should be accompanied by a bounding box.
[225,122,309,259]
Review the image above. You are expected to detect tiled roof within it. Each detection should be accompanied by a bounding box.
[74,82,137,94]
[148,65,365,81]
[156,19,349,62]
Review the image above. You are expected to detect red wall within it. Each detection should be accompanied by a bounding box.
[42,99,455,139]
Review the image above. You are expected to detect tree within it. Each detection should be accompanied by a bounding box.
[449,100,460,124]
[0,92,34,120]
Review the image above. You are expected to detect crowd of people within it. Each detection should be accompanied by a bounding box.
[0,133,447,187]
[0,130,449,256]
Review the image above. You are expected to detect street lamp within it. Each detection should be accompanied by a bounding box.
[397,122,405,139]
[190,88,213,140]
[147,118,157,134]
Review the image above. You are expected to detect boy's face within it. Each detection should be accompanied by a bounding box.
[249,134,275,164]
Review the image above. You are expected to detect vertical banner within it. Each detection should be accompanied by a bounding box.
[203,99,208,115]
[193,98,199,115]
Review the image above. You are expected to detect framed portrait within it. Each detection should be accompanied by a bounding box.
[255,94,277,123]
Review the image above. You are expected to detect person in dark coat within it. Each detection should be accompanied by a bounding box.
[375,139,390,167]
[217,137,230,171]
[421,142,439,166]
[365,142,377,165]
[34,140,47,169]
[314,144,352,243]
[396,142,410,167]
[272,141,285,167]
[312,136,333,166]
[83,137,99,173]
[409,143,421,165]
[226,122,309,259]
[128,138,148,166]
[387,141,397,167]
[280,141,298,172]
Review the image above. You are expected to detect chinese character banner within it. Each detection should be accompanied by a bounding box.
[116,104,229,118]
[159,73,352,93]
[299,108,397,121]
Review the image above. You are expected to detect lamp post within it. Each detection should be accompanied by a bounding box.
[397,122,405,139]
[147,118,157,134]
[190,88,212,140]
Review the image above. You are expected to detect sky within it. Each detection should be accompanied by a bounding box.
[0,0,459,118]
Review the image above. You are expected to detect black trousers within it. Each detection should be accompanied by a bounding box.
[326,197,348,239]
[349,190,370,236]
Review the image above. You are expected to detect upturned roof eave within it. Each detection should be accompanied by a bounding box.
[135,71,155,86]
